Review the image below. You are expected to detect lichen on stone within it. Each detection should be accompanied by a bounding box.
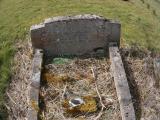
[31,100,39,112]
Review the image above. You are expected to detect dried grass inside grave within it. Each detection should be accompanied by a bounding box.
[40,58,121,120]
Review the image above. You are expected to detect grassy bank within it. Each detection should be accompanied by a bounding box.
[0,0,160,118]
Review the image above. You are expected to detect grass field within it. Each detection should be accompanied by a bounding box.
[0,0,160,118]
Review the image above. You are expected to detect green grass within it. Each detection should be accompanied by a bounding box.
[0,0,160,118]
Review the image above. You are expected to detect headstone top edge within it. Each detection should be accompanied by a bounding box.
[30,14,121,30]
[44,14,107,23]
[30,23,45,31]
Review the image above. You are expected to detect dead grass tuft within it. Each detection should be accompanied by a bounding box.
[6,38,33,120]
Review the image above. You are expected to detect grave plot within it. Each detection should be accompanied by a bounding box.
[40,57,121,120]
[28,14,135,120]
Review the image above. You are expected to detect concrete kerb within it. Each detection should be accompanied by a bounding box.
[28,49,43,120]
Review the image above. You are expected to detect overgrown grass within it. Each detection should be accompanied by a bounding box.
[0,0,160,118]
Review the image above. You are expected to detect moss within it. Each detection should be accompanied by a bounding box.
[79,96,97,113]
[42,71,94,84]
[42,73,73,84]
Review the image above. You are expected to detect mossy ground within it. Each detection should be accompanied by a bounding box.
[40,58,119,119]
